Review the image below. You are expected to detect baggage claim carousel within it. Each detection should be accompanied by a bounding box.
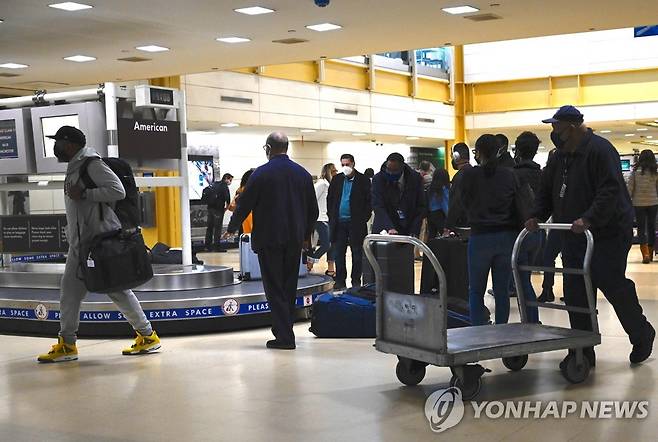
[0,263,334,337]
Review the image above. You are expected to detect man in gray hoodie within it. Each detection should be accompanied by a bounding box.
[37,126,160,363]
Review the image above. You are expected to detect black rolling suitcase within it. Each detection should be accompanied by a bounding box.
[420,236,469,302]
[362,242,414,294]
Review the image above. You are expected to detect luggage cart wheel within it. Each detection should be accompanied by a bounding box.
[560,353,591,384]
[395,359,426,386]
[502,355,528,372]
[449,375,481,400]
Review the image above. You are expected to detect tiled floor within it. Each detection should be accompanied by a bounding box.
[0,246,656,441]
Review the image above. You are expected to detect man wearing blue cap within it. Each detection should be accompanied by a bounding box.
[526,105,655,366]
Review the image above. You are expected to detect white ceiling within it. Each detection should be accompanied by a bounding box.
[2,0,658,93]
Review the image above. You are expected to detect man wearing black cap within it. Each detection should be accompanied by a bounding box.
[372,152,425,236]
[526,105,655,365]
[37,126,160,363]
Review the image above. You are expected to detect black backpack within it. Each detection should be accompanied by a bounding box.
[201,184,220,208]
[80,157,141,229]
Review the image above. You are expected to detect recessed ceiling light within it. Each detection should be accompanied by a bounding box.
[306,23,342,32]
[64,54,96,62]
[352,132,366,136]
[0,63,29,69]
[48,2,93,11]
[234,6,275,15]
[442,5,479,15]
[406,136,421,140]
[599,130,612,133]
[221,123,239,128]
[300,129,316,133]
[136,45,170,53]
[625,133,635,137]
[637,128,649,131]
[216,37,251,43]
[648,136,654,139]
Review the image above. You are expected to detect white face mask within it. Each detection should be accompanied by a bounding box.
[342,165,353,176]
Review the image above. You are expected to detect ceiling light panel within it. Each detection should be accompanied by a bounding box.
[136,45,170,52]
[48,2,93,11]
[216,37,251,43]
[0,63,29,69]
[306,23,342,32]
[442,5,479,15]
[234,6,275,15]
[64,55,96,62]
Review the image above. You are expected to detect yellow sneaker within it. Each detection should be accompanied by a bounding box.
[122,331,161,355]
[37,337,78,363]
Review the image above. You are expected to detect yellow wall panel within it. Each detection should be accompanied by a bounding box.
[375,70,410,97]
[149,76,181,89]
[324,61,368,90]
[416,78,450,102]
[232,67,255,74]
[471,78,550,113]
[581,70,658,105]
[550,76,579,107]
[139,170,181,249]
[262,62,317,83]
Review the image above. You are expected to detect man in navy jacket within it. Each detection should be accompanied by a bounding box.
[371,153,426,236]
[227,132,318,350]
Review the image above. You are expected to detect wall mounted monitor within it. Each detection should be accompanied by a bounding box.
[30,102,107,174]
[0,108,37,175]
[188,155,214,200]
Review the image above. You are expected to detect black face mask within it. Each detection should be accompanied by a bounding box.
[53,140,70,163]
[550,130,566,150]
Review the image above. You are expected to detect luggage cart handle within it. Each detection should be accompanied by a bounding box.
[363,234,448,303]
[511,223,598,335]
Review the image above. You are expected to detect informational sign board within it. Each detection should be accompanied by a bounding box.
[117,118,181,159]
[0,215,68,253]
[0,119,19,159]
[634,26,658,38]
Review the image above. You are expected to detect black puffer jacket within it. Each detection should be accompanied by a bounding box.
[513,159,542,209]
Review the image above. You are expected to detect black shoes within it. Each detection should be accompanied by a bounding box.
[537,289,555,303]
[630,324,655,364]
[266,340,296,350]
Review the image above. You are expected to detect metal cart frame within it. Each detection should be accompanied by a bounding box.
[363,224,601,399]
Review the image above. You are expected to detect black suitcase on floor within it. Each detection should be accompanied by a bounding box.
[420,237,469,302]
[362,242,414,294]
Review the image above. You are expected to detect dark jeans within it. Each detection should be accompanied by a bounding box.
[309,221,335,261]
[635,205,658,247]
[257,244,303,344]
[205,208,225,247]
[562,229,651,345]
[427,210,447,240]
[516,231,541,323]
[542,229,562,291]
[334,220,365,288]
[467,230,517,325]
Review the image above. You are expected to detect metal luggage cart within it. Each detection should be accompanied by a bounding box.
[363,224,600,399]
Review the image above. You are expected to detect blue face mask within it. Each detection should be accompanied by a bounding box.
[385,170,402,182]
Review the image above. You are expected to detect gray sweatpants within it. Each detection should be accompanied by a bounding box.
[59,248,153,344]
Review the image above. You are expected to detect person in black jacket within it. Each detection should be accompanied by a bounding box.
[445,142,472,233]
[204,173,232,251]
[510,131,543,322]
[327,154,372,290]
[225,132,318,350]
[461,134,528,325]
[495,133,516,169]
[371,153,426,236]
[526,105,655,365]
[426,168,450,239]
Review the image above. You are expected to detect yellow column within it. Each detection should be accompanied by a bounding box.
[447,45,466,177]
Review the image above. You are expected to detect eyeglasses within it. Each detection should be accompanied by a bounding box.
[262,144,271,152]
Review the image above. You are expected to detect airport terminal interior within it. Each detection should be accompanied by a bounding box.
[1,1,658,440]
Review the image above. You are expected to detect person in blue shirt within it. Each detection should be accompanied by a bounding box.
[226,132,318,350]
[327,154,372,290]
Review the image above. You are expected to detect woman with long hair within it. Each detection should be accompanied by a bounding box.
[228,168,255,234]
[426,168,450,239]
[460,134,536,325]
[628,149,658,263]
[308,163,337,277]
